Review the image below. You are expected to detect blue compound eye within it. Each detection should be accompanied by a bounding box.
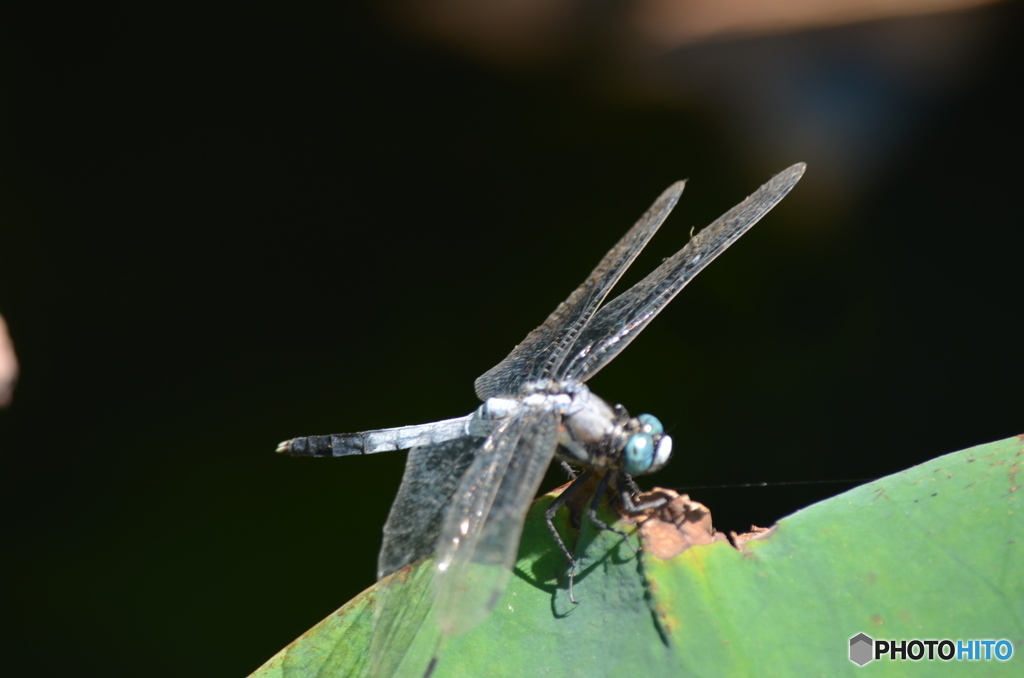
[624,432,655,475]
[637,413,663,436]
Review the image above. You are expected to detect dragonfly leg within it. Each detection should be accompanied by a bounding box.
[545,469,592,604]
[617,473,670,512]
[559,460,578,480]
[583,472,638,554]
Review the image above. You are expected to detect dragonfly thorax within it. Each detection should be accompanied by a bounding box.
[551,384,672,476]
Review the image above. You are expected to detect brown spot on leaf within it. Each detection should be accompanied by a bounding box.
[626,488,729,559]
[730,525,776,550]
[623,487,783,558]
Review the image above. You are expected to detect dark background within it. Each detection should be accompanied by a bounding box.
[2,2,1021,675]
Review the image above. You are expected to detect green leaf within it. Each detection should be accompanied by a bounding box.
[643,433,1023,676]
[252,434,1022,677]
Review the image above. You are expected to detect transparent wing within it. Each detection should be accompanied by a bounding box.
[369,436,484,677]
[433,407,560,637]
[377,436,483,579]
[368,555,438,678]
[474,182,686,399]
[560,163,806,383]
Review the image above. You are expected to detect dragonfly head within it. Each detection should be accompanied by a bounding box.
[623,413,672,475]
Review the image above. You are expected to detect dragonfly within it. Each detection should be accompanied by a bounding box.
[277,163,805,676]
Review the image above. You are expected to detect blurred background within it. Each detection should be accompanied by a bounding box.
[2,1,1022,675]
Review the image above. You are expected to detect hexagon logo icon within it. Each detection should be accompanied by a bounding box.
[849,633,874,666]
